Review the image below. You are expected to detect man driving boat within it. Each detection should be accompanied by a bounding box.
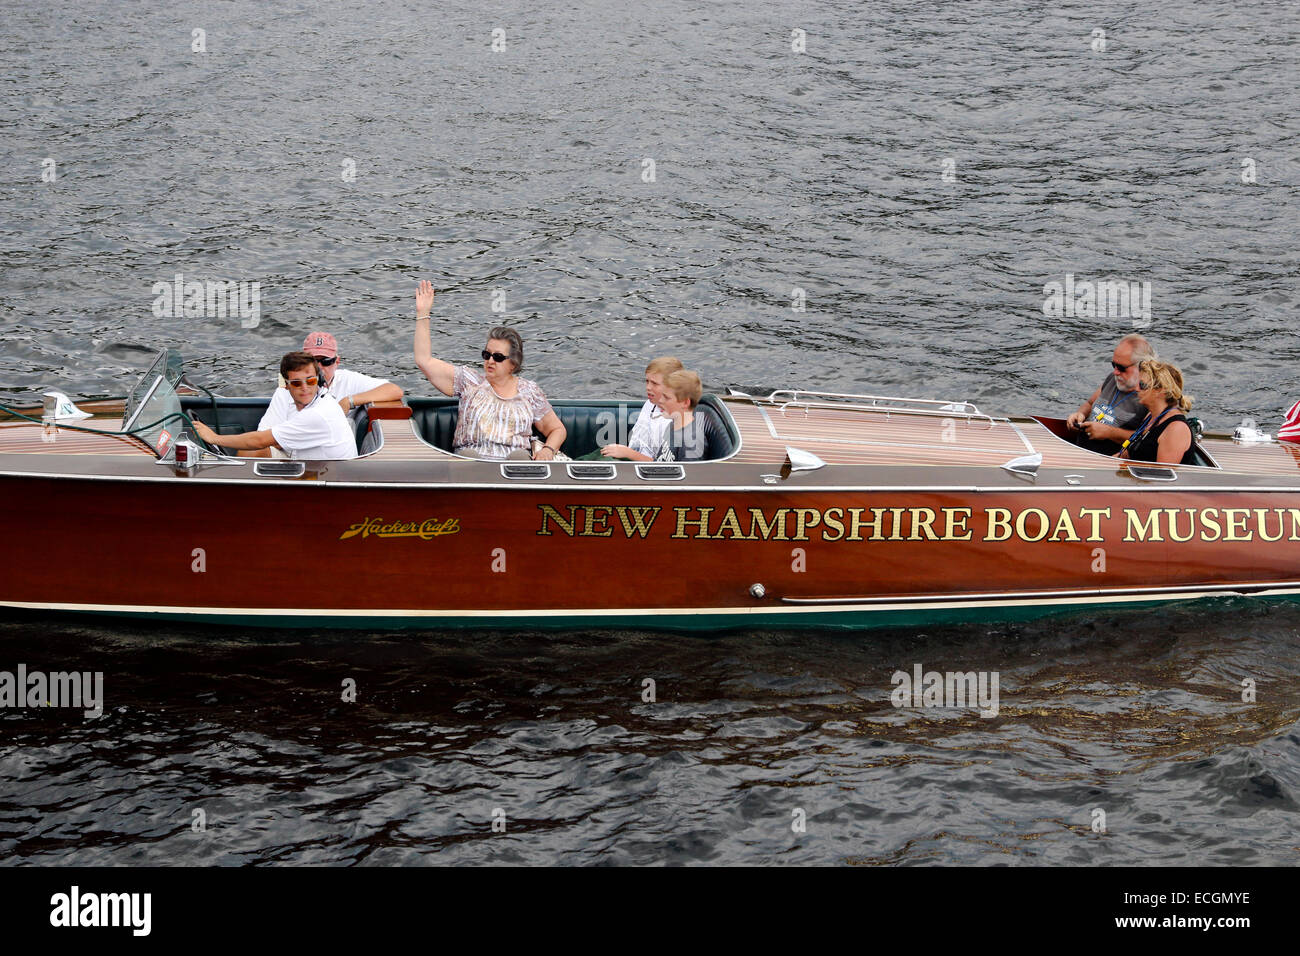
[191,351,357,460]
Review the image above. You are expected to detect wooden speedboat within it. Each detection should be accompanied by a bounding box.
[4,349,1300,629]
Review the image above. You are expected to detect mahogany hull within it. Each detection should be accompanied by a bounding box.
[5,473,1300,629]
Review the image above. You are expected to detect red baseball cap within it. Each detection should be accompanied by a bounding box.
[302,331,338,358]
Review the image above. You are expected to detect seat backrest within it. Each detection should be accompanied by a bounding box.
[410,401,460,451]
[408,397,738,459]
[354,408,376,455]
[694,405,733,459]
[541,403,641,458]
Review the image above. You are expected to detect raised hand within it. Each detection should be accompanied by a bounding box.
[415,279,435,318]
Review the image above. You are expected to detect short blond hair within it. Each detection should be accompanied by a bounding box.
[663,369,702,409]
[645,355,683,378]
[1139,359,1193,413]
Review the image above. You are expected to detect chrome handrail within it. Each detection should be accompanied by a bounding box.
[766,389,982,417]
[760,391,997,431]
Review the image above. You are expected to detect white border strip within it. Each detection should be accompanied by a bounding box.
[6,585,1299,620]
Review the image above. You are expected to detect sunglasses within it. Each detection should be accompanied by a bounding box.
[1138,381,1152,390]
[1111,361,1133,371]
[286,377,319,388]
[482,350,511,363]
[317,356,338,366]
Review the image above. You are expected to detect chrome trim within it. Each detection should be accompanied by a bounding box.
[786,446,826,474]
[1128,465,1177,482]
[500,462,551,480]
[254,460,305,478]
[635,463,685,481]
[1001,452,1042,477]
[781,579,1300,605]
[766,389,982,417]
[566,462,616,480]
[753,402,1020,455]
[8,469,1300,494]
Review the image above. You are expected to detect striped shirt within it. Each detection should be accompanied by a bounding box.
[452,366,554,458]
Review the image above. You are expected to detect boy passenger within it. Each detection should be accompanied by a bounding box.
[595,356,683,461]
[656,369,707,462]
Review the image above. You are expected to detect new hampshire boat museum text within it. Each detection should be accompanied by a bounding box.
[536,504,1300,544]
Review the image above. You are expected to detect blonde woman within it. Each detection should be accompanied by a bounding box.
[1117,360,1197,466]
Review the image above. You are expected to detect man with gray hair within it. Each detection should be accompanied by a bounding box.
[1065,334,1156,454]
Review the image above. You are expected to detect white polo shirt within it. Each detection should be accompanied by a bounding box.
[264,367,390,423]
[629,400,672,456]
[260,390,357,460]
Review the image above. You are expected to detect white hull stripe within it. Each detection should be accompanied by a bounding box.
[4,587,1299,619]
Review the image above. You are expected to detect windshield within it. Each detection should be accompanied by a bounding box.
[122,348,184,456]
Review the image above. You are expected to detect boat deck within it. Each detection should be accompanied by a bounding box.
[723,397,1300,477]
[5,393,1300,480]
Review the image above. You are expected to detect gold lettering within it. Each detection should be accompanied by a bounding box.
[1124,509,1163,542]
[845,508,884,542]
[1016,508,1049,542]
[613,506,660,538]
[1077,507,1110,542]
[1048,508,1080,542]
[714,507,752,540]
[943,508,972,541]
[748,508,789,541]
[1200,508,1221,542]
[1164,508,1195,543]
[537,504,578,536]
[985,508,1013,542]
[908,507,938,541]
[673,507,714,539]
[1255,508,1284,542]
[822,507,846,542]
[1289,508,1300,541]
[791,508,821,540]
[581,506,614,537]
[886,507,905,541]
[1224,508,1252,541]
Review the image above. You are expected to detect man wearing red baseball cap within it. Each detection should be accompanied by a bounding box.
[263,331,403,429]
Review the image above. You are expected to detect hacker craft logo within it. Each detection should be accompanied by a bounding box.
[1042,273,1151,326]
[151,272,260,328]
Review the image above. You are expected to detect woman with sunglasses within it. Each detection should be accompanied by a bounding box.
[412,280,567,460]
[1116,359,1197,466]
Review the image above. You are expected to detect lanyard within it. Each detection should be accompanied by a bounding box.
[1121,405,1175,451]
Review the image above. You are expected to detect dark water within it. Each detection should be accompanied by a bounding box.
[1,0,1298,864]
[2,603,1298,865]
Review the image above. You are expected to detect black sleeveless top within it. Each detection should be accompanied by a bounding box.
[1125,409,1197,465]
